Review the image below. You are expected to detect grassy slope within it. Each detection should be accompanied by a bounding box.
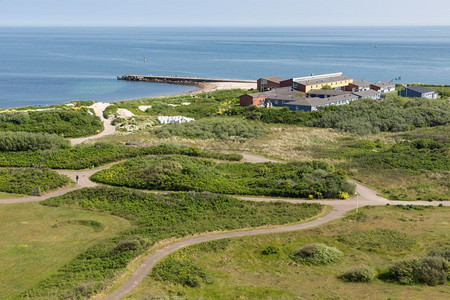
[0,202,131,299]
[130,205,450,300]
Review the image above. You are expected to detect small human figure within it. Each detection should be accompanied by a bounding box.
[76,175,79,184]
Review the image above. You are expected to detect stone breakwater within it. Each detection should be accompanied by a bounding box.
[117,75,256,85]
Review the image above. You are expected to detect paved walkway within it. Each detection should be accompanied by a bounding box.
[70,102,116,146]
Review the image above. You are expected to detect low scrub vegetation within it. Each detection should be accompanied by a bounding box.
[387,249,450,286]
[0,131,70,151]
[154,118,266,140]
[21,187,323,299]
[152,256,211,287]
[290,243,344,265]
[341,265,377,282]
[0,168,70,195]
[0,143,242,169]
[0,108,103,137]
[307,97,449,135]
[91,156,355,198]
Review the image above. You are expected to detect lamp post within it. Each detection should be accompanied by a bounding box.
[356,192,359,213]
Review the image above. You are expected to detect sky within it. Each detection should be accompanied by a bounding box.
[0,0,449,27]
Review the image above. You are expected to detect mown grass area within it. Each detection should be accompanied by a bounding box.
[0,202,131,299]
[20,187,324,299]
[91,155,355,199]
[0,168,70,195]
[0,143,242,170]
[130,205,450,300]
[0,107,103,138]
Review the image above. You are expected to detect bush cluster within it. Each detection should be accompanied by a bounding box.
[152,257,211,287]
[341,265,377,282]
[0,168,70,195]
[91,156,355,198]
[307,97,450,135]
[388,249,450,286]
[22,187,323,298]
[0,131,70,151]
[290,243,344,265]
[0,143,242,170]
[0,108,103,138]
[154,117,266,140]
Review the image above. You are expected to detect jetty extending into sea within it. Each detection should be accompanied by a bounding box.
[117,75,256,85]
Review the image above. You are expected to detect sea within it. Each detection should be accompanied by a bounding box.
[0,26,449,108]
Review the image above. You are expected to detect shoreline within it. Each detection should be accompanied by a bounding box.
[0,80,257,110]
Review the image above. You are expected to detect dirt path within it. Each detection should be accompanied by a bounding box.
[70,102,116,146]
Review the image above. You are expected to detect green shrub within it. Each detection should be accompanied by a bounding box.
[0,168,70,195]
[0,108,103,138]
[154,117,266,140]
[90,155,355,198]
[0,131,70,151]
[152,257,211,287]
[290,243,343,265]
[341,265,376,282]
[388,255,450,286]
[261,244,281,255]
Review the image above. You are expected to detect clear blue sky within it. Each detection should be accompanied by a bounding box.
[1,0,449,27]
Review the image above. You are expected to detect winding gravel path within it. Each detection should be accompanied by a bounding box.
[70,102,116,146]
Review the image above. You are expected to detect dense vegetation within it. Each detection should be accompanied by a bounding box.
[341,265,377,282]
[308,97,450,135]
[21,187,323,299]
[0,108,103,137]
[0,168,70,195]
[387,249,450,286]
[0,131,70,151]
[290,243,344,265]
[91,155,355,198]
[154,118,266,140]
[229,106,323,125]
[0,143,242,169]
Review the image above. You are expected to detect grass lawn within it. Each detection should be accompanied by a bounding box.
[130,205,450,299]
[0,191,25,199]
[0,202,131,299]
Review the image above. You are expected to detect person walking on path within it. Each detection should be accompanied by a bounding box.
[76,175,79,184]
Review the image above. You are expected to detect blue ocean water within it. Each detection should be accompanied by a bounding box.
[0,26,449,108]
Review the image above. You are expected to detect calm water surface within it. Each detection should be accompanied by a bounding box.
[0,27,449,108]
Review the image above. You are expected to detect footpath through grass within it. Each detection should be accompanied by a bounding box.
[0,202,131,299]
[130,205,450,300]
[21,186,324,299]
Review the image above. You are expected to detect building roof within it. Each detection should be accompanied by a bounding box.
[352,80,373,87]
[352,89,381,98]
[259,76,285,83]
[294,75,353,86]
[371,81,394,88]
[307,89,350,97]
[405,85,436,94]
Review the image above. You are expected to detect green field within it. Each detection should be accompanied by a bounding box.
[0,202,131,299]
[129,205,450,299]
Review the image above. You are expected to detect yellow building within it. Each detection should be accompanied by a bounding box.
[293,73,354,93]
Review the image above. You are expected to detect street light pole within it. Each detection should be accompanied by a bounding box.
[356,192,359,213]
